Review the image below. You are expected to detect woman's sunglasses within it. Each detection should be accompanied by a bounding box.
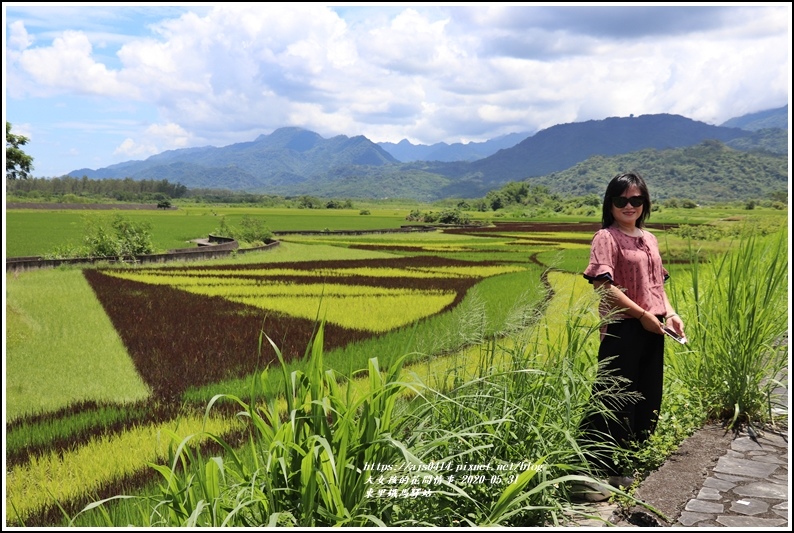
[612,195,644,208]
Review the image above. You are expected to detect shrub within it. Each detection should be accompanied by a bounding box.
[48,214,155,259]
[237,215,273,245]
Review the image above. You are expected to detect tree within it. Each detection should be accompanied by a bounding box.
[6,122,34,180]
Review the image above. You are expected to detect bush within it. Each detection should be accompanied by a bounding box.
[47,214,155,259]
[237,215,273,245]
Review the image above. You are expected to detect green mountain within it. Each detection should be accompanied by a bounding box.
[69,127,399,190]
[66,110,787,201]
[725,128,788,155]
[524,140,787,204]
[720,105,788,131]
[377,131,532,162]
[455,113,749,187]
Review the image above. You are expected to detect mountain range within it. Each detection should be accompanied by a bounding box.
[68,105,788,201]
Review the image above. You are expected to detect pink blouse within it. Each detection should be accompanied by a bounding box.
[583,226,669,320]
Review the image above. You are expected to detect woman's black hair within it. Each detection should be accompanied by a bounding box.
[601,171,652,229]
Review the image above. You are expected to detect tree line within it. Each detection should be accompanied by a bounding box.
[7,175,189,203]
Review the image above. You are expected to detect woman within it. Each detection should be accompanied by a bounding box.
[578,171,686,496]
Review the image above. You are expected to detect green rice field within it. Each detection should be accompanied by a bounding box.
[4,203,787,526]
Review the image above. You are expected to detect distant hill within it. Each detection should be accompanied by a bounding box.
[720,105,788,131]
[725,128,788,155]
[67,109,787,201]
[464,113,747,180]
[377,132,531,162]
[523,140,788,204]
[70,127,399,190]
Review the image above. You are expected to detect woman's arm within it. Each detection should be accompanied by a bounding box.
[662,291,686,337]
[594,279,664,334]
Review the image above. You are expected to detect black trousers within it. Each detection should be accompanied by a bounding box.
[580,317,665,476]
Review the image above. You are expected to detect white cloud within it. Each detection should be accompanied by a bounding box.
[5,3,791,175]
[113,137,158,158]
[9,122,34,139]
[145,122,191,148]
[113,121,193,158]
[8,20,33,50]
[12,26,140,98]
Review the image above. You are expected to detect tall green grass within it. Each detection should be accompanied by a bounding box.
[69,324,425,527]
[668,229,789,428]
[70,280,650,527]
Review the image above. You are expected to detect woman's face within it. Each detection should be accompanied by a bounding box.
[611,184,643,228]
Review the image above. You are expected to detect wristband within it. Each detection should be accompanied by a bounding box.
[638,310,647,320]
[665,312,678,319]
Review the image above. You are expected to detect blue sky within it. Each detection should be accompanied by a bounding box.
[3,3,791,178]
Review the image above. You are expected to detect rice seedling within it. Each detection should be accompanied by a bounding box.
[60,271,662,527]
[69,323,427,527]
[5,268,150,421]
[6,413,239,526]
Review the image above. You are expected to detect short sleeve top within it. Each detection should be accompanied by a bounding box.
[582,226,669,320]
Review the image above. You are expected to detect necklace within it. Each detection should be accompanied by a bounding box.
[614,224,642,238]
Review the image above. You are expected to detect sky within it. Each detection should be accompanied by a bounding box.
[3,2,792,178]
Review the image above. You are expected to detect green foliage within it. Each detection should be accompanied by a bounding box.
[6,175,187,201]
[84,215,155,258]
[325,199,354,209]
[107,216,156,256]
[212,213,276,244]
[669,230,788,427]
[212,216,234,238]
[237,215,273,244]
[44,214,155,259]
[75,324,420,527]
[297,195,322,209]
[725,127,788,155]
[485,183,555,211]
[613,378,706,475]
[405,207,470,224]
[532,140,788,205]
[6,121,34,180]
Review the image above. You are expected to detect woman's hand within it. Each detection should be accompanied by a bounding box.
[639,311,665,334]
[666,314,686,338]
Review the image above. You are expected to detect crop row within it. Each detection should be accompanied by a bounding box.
[5,227,582,526]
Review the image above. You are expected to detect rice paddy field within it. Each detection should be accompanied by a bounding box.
[4,203,787,526]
